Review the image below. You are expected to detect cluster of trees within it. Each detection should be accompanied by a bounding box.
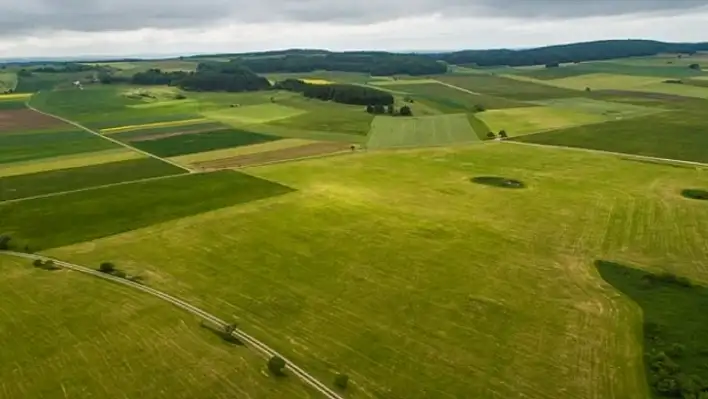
[274,79,394,106]
[237,53,448,76]
[366,104,412,116]
[487,130,508,140]
[31,63,104,73]
[434,40,708,67]
[689,64,701,70]
[32,259,61,271]
[645,326,706,398]
[115,62,271,92]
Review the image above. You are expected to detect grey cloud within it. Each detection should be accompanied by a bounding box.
[0,0,706,35]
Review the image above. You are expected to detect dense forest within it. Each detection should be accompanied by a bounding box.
[237,53,448,76]
[433,40,708,67]
[117,62,270,92]
[274,79,393,106]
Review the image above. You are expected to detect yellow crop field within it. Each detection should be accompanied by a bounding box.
[0,93,31,100]
[301,79,333,85]
[101,118,209,134]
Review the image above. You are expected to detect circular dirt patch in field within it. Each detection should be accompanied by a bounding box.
[471,176,526,189]
[681,189,708,201]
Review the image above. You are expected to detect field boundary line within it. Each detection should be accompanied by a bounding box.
[25,93,194,174]
[505,140,708,168]
[0,172,193,205]
[431,80,483,95]
[0,251,344,399]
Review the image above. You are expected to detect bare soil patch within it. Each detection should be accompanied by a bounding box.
[0,109,64,132]
[193,142,351,169]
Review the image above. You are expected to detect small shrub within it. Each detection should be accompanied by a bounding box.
[498,130,508,139]
[663,79,684,84]
[689,63,701,70]
[486,132,496,140]
[0,235,11,250]
[473,104,486,113]
[334,373,349,389]
[268,356,286,376]
[681,189,708,201]
[32,259,44,267]
[668,343,686,358]
[399,105,413,116]
[113,270,127,279]
[175,93,187,100]
[99,262,116,274]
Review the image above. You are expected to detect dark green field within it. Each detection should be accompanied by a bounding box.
[392,83,529,112]
[0,158,185,201]
[0,170,294,251]
[437,74,581,100]
[0,100,27,110]
[111,122,228,141]
[597,261,708,398]
[130,129,282,157]
[518,62,706,80]
[0,129,119,165]
[514,110,708,163]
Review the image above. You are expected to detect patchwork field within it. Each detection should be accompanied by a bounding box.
[0,149,142,178]
[1,170,293,250]
[203,103,305,124]
[193,141,351,170]
[477,106,608,137]
[380,82,529,112]
[169,138,317,165]
[437,74,581,100]
[367,114,478,149]
[0,255,312,399]
[0,128,121,165]
[129,128,282,158]
[530,97,662,119]
[0,157,185,202]
[43,143,708,399]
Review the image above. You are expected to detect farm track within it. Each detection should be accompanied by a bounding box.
[505,141,708,168]
[25,94,194,173]
[1,251,344,399]
[432,80,483,95]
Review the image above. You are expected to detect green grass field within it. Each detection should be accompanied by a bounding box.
[437,74,581,100]
[44,143,708,398]
[0,97,29,110]
[383,82,529,112]
[477,106,608,137]
[0,129,121,165]
[0,158,185,201]
[514,109,708,163]
[129,128,282,157]
[0,255,312,399]
[530,98,662,118]
[597,261,708,398]
[1,170,293,251]
[203,103,305,124]
[367,114,478,148]
[0,149,143,178]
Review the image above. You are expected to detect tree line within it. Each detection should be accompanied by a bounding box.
[237,53,448,76]
[273,79,394,106]
[433,40,708,67]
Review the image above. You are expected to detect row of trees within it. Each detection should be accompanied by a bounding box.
[434,40,708,67]
[118,63,271,92]
[274,79,394,106]
[237,53,447,76]
[366,104,412,116]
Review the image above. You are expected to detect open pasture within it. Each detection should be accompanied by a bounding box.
[0,129,120,165]
[46,143,708,398]
[110,121,228,142]
[266,105,374,137]
[203,103,305,125]
[477,106,607,137]
[530,98,661,119]
[367,113,478,148]
[1,170,293,250]
[0,149,143,178]
[542,73,708,99]
[129,128,282,158]
[515,61,706,80]
[0,255,312,399]
[0,157,185,202]
[193,141,350,170]
[387,82,529,112]
[437,74,581,100]
[101,118,210,134]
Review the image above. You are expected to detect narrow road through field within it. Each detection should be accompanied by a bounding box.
[432,80,483,95]
[26,94,193,173]
[1,251,344,399]
[505,141,708,168]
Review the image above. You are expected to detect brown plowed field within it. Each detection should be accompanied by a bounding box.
[0,109,64,132]
[193,142,351,169]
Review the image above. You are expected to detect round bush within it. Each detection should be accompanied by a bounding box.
[471,176,526,189]
[681,189,708,201]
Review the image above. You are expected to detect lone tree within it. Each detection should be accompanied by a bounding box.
[487,132,497,140]
[499,130,508,139]
[373,104,386,114]
[387,104,395,115]
[689,63,701,70]
[268,356,286,376]
[99,262,116,274]
[585,87,592,92]
[366,104,374,114]
[545,62,560,68]
[33,259,44,267]
[473,104,486,113]
[334,373,349,390]
[399,105,413,116]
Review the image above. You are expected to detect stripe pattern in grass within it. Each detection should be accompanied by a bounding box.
[367,114,478,149]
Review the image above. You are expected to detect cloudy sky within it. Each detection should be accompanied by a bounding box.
[0,0,707,57]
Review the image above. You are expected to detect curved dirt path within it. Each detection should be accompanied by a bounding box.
[25,94,193,173]
[2,251,343,399]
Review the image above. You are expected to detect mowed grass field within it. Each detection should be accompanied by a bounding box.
[367,114,479,148]
[0,255,313,399]
[0,157,185,201]
[477,106,608,137]
[0,149,143,178]
[0,128,121,165]
[41,143,708,398]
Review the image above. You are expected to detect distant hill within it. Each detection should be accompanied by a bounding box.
[432,40,708,67]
